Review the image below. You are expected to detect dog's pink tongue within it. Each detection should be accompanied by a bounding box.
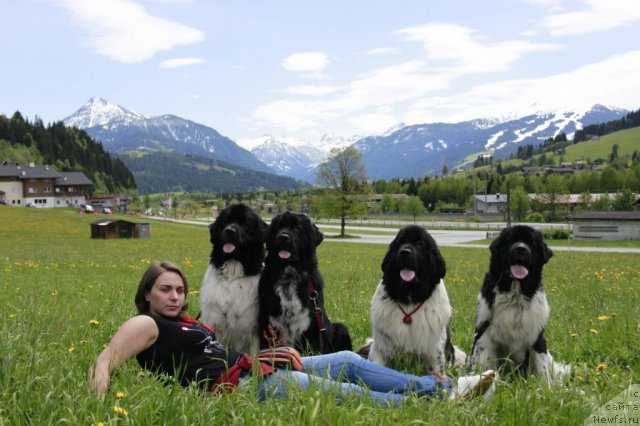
[223,243,236,254]
[279,250,291,260]
[400,269,416,282]
[510,265,529,279]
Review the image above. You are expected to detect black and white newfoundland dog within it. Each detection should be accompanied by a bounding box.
[470,225,570,383]
[365,225,465,374]
[257,212,352,354]
[200,204,268,353]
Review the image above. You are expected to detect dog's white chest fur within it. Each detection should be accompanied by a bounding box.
[369,279,452,371]
[479,281,549,359]
[200,261,260,353]
[269,266,311,344]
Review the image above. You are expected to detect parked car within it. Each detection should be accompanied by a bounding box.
[26,202,36,208]
[79,204,94,213]
[102,207,113,215]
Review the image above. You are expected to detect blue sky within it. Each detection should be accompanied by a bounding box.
[1,0,639,144]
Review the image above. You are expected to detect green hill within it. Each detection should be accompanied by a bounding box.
[560,127,640,162]
[119,151,305,194]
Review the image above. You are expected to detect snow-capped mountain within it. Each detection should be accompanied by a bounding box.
[63,97,271,173]
[245,137,325,182]
[64,97,146,128]
[353,104,628,180]
[236,134,357,182]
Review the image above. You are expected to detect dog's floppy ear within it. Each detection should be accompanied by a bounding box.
[381,232,401,272]
[260,219,269,240]
[312,223,324,246]
[209,220,221,245]
[434,248,447,279]
[533,227,553,264]
[541,241,553,264]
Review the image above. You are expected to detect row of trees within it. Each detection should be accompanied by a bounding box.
[310,144,640,232]
[129,143,638,230]
[0,112,136,194]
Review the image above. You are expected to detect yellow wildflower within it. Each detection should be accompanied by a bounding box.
[576,375,584,382]
[189,290,200,296]
[570,333,578,337]
[112,406,128,416]
[596,363,607,372]
[68,346,76,353]
[116,391,127,399]
[597,315,610,321]
[590,329,598,334]
[89,319,100,326]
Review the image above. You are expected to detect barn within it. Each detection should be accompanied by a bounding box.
[90,219,150,239]
[568,211,640,241]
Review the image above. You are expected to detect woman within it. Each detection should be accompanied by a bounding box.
[88,261,497,405]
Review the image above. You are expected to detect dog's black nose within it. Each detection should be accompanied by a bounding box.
[399,247,413,257]
[277,232,290,242]
[224,226,238,237]
[511,242,531,255]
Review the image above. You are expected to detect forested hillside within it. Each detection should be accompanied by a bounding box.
[119,151,303,194]
[0,111,136,194]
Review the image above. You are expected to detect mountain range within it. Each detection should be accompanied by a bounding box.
[64,97,271,173]
[354,104,628,179]
[63,98,629,187]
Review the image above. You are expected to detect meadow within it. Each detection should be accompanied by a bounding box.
[0,206,638,425]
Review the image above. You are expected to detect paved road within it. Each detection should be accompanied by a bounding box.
[318,224,640,253]
[150,216,640,254]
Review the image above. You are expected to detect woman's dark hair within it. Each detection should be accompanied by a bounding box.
[134,261,190,314]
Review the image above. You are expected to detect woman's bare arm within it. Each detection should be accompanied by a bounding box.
[88,315,158,398]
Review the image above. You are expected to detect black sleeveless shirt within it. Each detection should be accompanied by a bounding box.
[136,313,244,389]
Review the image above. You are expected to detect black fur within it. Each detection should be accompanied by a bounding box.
[200,203,268,352]
[257,212,352,354]
[365,225,462,372]
[479,225,553,310]
[469,225,568,381]
[381,225,447,305]
[209,203,268,275]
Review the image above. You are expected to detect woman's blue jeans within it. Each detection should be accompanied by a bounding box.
[255,350,451,405]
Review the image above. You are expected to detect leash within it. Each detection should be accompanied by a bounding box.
[397,300,426,324]
[307,279,335,353]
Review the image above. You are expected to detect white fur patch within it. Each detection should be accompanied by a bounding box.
[369,279,453,372]
[268,266,311,345]
[470,280,570,384]
[200,261,260,353]
[488,281,549,361]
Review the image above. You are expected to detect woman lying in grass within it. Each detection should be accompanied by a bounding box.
[88,261,497,405]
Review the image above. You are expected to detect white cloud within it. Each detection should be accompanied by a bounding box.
[521,0,564,11]
[347,109,398,136]
[403,50,640,124]
[52,0,204,63]
[159,57,205,68]
[254,99,340,131]
[539,0,640,36]
[366,47,400,55]
[395,23,562,73]
[282,52,330,72]
[284,85,342,96]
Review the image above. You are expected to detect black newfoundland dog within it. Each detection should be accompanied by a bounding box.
[257,212,352,354]
[470,225,570,383]
[365,225,464,373]
[200,204,268,353]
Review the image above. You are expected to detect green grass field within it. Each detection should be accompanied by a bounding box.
[560,127,640,163]
[1,206,638,425]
